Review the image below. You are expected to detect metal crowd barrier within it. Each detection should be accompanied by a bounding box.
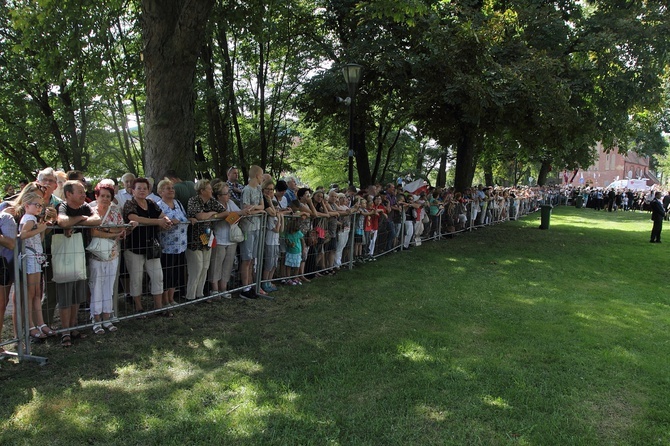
[3,201,544,365]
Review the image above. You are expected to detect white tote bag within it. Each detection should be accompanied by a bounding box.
[51,233,88,283]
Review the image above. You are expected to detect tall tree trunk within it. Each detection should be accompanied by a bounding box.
[258,40,268,169]
[202,40,227,178]
[380,129,401,184]
[107,97,137,175]
[537,160,552,186]
[453,124,479,192]
[28,87,71,170]
[354,114,371,187]
[141,0,215,180]
[436,149,448,188]
[217,27,247,181]
[483,161,493,187]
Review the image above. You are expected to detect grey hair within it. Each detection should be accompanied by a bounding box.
[121,172,136,182]
[37,167,55,182]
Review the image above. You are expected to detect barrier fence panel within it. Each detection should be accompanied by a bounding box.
[4,239,48,364]
[2,199,546,364]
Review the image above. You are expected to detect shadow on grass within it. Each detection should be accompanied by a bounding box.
[1,207,669,445]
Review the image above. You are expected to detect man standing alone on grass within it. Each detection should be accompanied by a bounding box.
[650,191,665,243]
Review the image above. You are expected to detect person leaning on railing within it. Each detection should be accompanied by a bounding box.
[89,181,128,334]
[17,191,50,341]
[156,178,189,307]
[261,179,282,294]
[296,187,318,282]
[324,190,345,272]
[0,207,17,350]
[1,183,56,338]
[310,190,331,275]
[122,177,171,316]
[334,193,356,268]
[186,179,225,302]
[208,182,240,300]
[239,165,266,299]
[55,180,101,347]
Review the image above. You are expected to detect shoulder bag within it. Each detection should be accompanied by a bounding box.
[86,206,115,261]
[52,232,87,283]
[229,223,245,243]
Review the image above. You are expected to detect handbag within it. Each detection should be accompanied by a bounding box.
[86,206,114,260]
[315,219,331,244]
[229,223,245,243]
[86,237,115,261]
[306,228,318,247]
[51,232,88,283]
[145,238,162,260]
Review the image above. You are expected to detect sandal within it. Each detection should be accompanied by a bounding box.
[61,334,72,348]
[38,324,56,337]
[71,330,88,340]
[102,322,117,332]
[29,327,45,340]
[92,324,105,335]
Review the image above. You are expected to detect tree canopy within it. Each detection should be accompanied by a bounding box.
[0,0,667,190]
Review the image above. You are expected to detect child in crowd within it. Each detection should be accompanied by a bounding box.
[262,180,282,293]
[353,198,366,261]
[18,192,51,340]
[362,199,377,260]
[283,217,303,285]
[368,194,386,257]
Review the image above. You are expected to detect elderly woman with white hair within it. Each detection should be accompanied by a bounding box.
[208,182,240,299]
[186,179,225,301]
[156,177,189,307]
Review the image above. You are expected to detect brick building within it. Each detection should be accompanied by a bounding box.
[563,142,657,188]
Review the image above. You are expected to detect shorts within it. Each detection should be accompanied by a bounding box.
[264,244,279,271]
[240,230,259,261]
[23,247,45,275]
[0,257,14,286]
[285,252,301,268]
[325,237,337,252]
[56,279,88,308]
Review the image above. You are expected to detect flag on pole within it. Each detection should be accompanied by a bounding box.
[403,179,428,199]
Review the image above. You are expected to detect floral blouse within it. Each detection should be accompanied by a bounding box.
[187,195,225,251]
[157,199,189,254]
[92,204,124,260]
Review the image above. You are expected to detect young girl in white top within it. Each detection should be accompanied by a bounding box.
[18,192,50,340]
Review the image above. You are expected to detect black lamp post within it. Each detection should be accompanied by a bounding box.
[342,63,362,187]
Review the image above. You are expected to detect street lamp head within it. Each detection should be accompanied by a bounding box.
[342,63,363,95]
[336,96,352,106]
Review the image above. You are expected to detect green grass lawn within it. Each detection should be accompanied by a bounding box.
[1,207,669,445]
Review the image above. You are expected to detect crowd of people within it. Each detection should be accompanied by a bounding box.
[0,165,570,352]
[569,186,663,212]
